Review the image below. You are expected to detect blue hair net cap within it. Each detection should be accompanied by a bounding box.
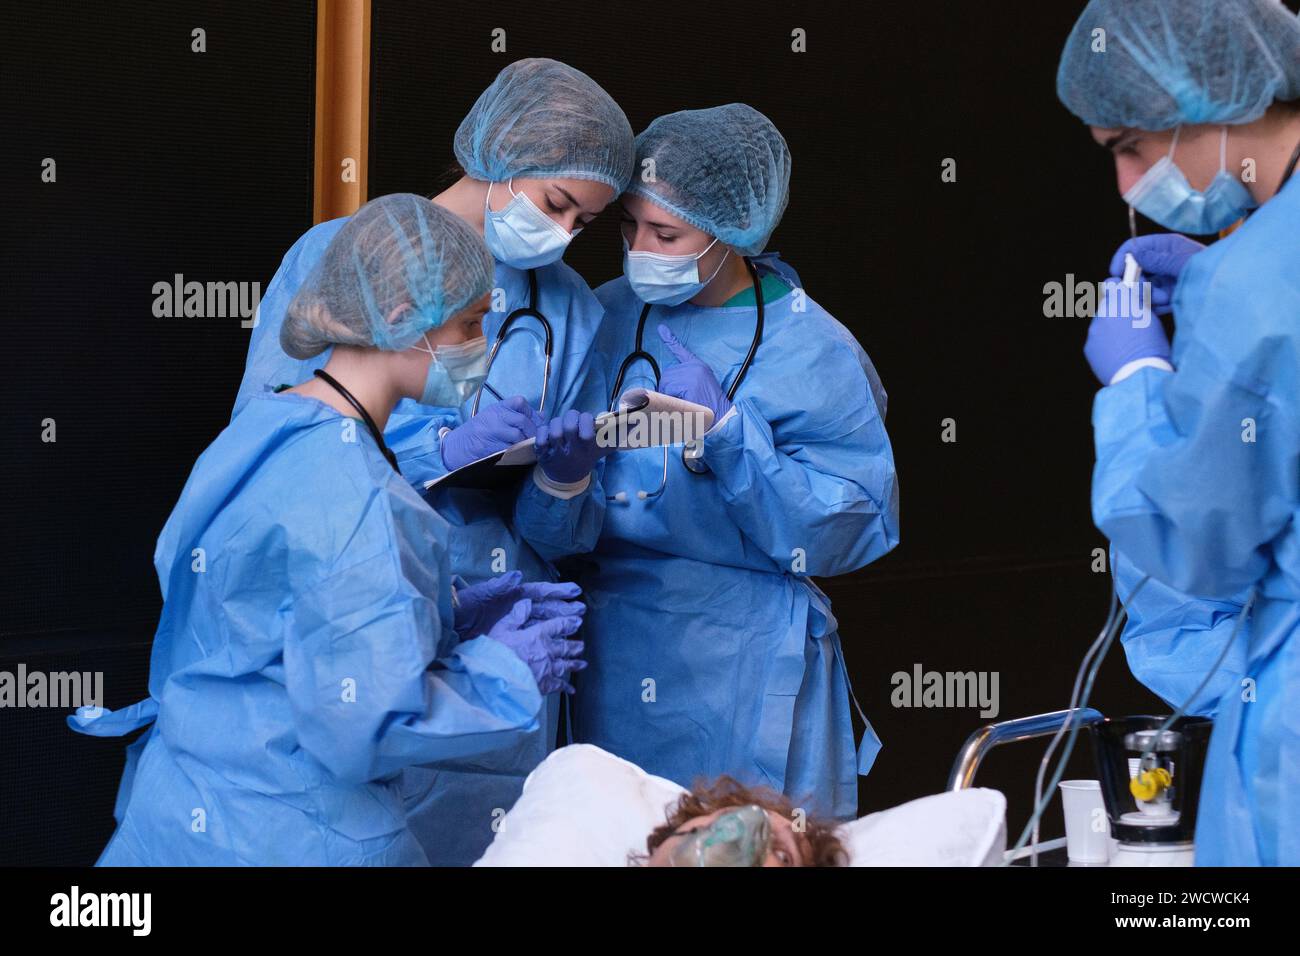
[1057,0,1300,130]
[627,104,791,257]
[282,194,494,358]
[454,58,634,193]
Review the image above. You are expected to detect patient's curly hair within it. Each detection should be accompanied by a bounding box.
[633,776,847,867]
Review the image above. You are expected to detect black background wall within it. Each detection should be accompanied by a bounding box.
[9,0,1285,865]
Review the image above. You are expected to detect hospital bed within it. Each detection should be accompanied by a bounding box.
[474,743,1007,867]
[476,706,1110,866]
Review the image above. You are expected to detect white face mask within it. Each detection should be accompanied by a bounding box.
[623,236,729,305]
[413,334,488,408]
[482,179,577,269]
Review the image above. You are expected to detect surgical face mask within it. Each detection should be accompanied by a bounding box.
[414,334,488,407]
[624,236,729,306]
[1123,127,1257,235]
[483,179,576,269]
[667,805,773,867]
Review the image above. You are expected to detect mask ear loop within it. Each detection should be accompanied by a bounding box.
[1219,126,1229,174]
[1168,124,1182,160]
[412,332,437,360]
[697,245,730,288]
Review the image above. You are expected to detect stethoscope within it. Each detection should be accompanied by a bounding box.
[472,268,553,417]
[605,256,765,502]
[313,368,401,474]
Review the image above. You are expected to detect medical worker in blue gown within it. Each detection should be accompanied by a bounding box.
[233,59,632,864]
[1058,0,1300,864]
[568,105,900,820]
[68,195,587,865]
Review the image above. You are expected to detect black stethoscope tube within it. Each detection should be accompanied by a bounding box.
[472,268,553,417]
[313,368,401,474]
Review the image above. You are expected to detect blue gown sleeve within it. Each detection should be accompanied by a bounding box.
[511,471,606,563]
[1091,276,1300,598]
[702,338,900,576]
[283,547,542,785]
[1113,546,1249,717]
[386,399,459,487]
[507,286,610,562]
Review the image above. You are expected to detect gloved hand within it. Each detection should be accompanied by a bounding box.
[1084,278,1171,385]
[535,409,607,484]
[657,324,732,426]
[440,395,544,472]
[453,570,585,641]
[1108,234,1206,316]
[485,597,586,695]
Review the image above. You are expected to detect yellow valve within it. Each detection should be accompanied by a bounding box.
[1130,767,1172,802]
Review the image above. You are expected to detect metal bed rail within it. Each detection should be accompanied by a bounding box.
[947,707,1104,792]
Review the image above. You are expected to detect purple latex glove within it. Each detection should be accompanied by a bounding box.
[441,396,544,471]
[657,324,732,426]
[1108,234,1206,316]
[1084,278,1171,385]
[485,598,586,695]
[453,570,585,641]
[535,409,606,484]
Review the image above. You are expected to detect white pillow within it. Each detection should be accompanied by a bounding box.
[474,744,686,867]
[839,789,1007,867]
[474,744,1005,867]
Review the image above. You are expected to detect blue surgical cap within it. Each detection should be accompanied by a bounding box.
[282,194,494,358]
[454,58,634,193]
[628,104,791,257]
[1057,0,1300,130]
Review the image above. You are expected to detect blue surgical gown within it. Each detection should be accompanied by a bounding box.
[1113,546,1249,718]
[1092,174,1300,865]
[233,218,607,864]
[69,392,543,865]
[569,256,900,819]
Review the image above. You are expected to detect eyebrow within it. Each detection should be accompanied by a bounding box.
[616,202,681,232]
[551,184,602,217]
[1101,130,1135,152]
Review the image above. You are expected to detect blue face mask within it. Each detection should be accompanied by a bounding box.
[414,334,488,408]
[483,179,576,269]
[623,236,729,306]
[1123,127,1257,235]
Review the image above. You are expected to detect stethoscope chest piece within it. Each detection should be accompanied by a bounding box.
[681,438,708,474]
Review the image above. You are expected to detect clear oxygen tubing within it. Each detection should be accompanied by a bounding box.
[1011,576,1256,865]
[1001,575,1145,865]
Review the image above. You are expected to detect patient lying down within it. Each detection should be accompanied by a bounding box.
[635,776,846,867]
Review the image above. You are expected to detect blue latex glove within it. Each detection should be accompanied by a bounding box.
[1084,278,1171,385]
[440,395,544,472]
[535,409,606,484]
[657,324,732,426]
[1109,234,1206,316]
[485,598,586,695]
[453,570,585,641]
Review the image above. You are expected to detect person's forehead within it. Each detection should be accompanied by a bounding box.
[621,194,691,229]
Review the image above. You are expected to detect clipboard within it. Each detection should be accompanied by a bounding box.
[421,389,713,493]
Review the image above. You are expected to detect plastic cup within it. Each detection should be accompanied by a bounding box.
[1059,779,1111,864]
